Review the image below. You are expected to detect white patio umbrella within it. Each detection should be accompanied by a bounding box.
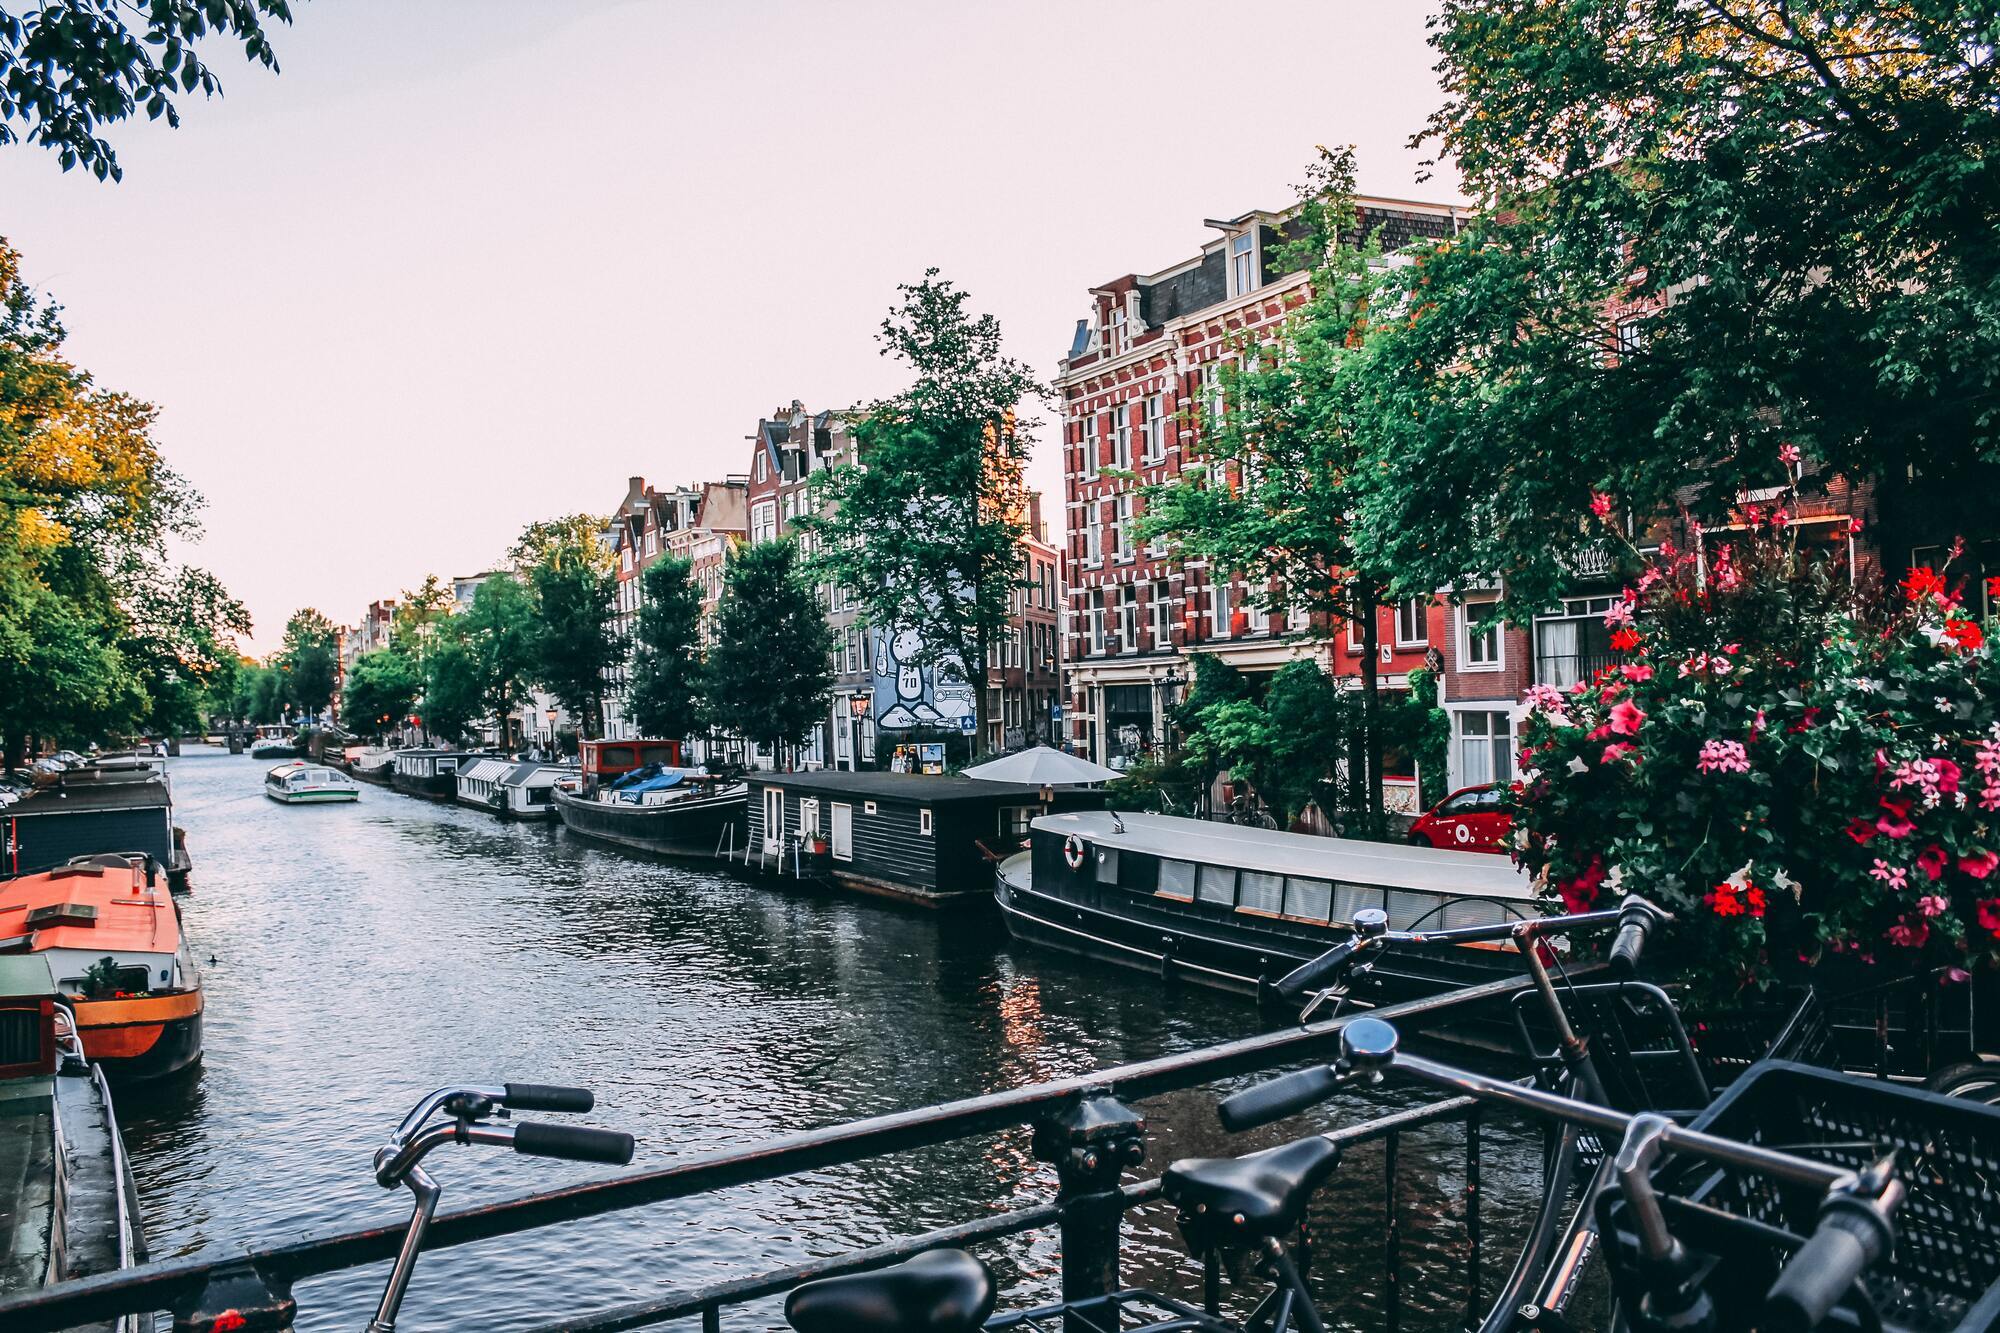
[961,745,1120,787]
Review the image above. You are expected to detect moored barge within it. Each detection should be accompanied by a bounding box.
[389,748,474,800]
[996,810,1538,1006]
[2,764,192,892]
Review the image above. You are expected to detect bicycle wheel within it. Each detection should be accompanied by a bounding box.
[1925,1060,2000,1106]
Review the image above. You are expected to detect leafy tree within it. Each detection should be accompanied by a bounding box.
[391,574,454,669]
[800,271,1039,756]
[420,632,483,747]
[456,574,536,747]
[0,1,294,182]
[1355,1,2000,615]
[1141,146,1397,831]
[628,555,704,742]
[122,564,251,737]
[510,514,619,737]
[228,660,283,726]
[705,540,832,765]
[277,607,339,718]
[340,648,418,740]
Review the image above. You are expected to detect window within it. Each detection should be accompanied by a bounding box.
[751,502,776,544]
[1113,408,1132,470]
[830,803,853,860]
[1141,395,1164,463]
[1112,495,1132,560]
[999,806,1036,839]
[1197,864,1235,905]
[1150,583,1171,647]
[1203,367,1225,433]
[755,451,767,482]
[1238,870,1285,914]
[1106,303,1128,355]
[1158,859,1197,901]
[1119,586,1138,648]
[1285,878,1334,922]
[919,808,933,836]
[1089,590,1105,653]
[1396,597,1427,648]
[1085,508,1103,566]
[1081,415,1101,479]
[799,798,820,837]
[1617,319,1647,357]
[1456,710,1515,787]
[1230,232,1258,295]
[1461,599,1502,669]
[1534,597,1617,688]
[1248,600,1269,635]
[845,626,860,674]
[1212,580,1233,636]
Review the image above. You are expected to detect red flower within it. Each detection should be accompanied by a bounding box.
[1608,699,1646,737]
[1558,857,1606,913]
[1988,575,2000,603]
[1903,566,1947,601]
[1935,758,1963,794]
[1609,626,1641,652]
[1945,618,1985,652]
[1844,817,1877,845]
[1961,850,2000,881]
[1876,798,1916,840]
[1787,706,1821,734]
[1704,882,1766,919]
[1918,845,1949,881]
[1979,898,2000,936]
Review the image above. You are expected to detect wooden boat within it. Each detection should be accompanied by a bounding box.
[0,855,203,1080]
[0,954,147,1323]
[553,773,748,856]
[264,761,359,804]
[3,765,192,892]
[995,810,1538,1008]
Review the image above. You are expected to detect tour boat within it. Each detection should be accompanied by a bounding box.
[0,953,146,1320]
[995,810,1539,1008]
[553,743,747,856]
[264,761,359,804]
[247,726,298,760]
[0,856,204,1080]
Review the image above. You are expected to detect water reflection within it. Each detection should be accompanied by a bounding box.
[117,747,1555,1331]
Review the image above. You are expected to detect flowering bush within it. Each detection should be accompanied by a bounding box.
[1513,505,2000,1001]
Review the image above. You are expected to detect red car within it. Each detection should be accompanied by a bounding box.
[1408,784,1512,854]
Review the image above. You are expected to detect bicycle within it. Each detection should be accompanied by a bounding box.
[366,1082,635,1332]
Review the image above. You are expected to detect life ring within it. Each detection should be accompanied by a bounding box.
[1063,835,1086,871]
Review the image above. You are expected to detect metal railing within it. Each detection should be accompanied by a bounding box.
[0,976,1535,1333]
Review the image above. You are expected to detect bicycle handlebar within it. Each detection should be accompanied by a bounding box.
[1608,898,1656,977]
[1764,1186,1902,1333]
[1219,1064,1343,1131]
[504,1082,595,1113]
[512,1120,635,1165]
[1273,939,1365,999]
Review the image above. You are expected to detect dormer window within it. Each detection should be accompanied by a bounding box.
[1230,232,1258,296]
[1107,303,1128,355]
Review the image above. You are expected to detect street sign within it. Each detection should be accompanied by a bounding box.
[1050,705,1064,721]
[958,714,976,733]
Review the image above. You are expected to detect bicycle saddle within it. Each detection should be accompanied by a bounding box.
[785,1249,997,1333]
[1164,1136,1343,1246]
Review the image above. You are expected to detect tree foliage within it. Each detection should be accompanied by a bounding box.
[457,574,536,744]
[340,648,417,739]
[1354,0,2000,615]
[391,574,454,669]
[0,1,294,182]
[511,514,619,738]
[277,606,338,717]
[801,270,1039,754]
[705,540,832,761]
[420,632,482,747]
[628,555,704,742]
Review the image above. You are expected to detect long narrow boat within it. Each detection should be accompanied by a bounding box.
[553,775,749,857]
[264,761,359,804]
[995,810,1539,1008]
[3,764,192,892]
[0,855,203,1080]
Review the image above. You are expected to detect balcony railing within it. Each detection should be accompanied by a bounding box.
[1532,650,1621,688]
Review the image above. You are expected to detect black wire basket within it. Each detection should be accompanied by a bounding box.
[1598,1060,2000,1332]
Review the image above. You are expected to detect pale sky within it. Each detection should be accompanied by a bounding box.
[1,0,1458,653]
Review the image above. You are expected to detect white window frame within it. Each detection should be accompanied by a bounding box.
[1089,590,1105,654]
[1454,709,1515,788]
[1112,495,1132,561]
[1112,409,1132,471]
[1085,507,1103,567]
[1460,598,1503,671]
[919,808,934,837]
[1140,394,1164,463]
[1212,581,1233,637]
[1150,584,1170,648]
[1119,586,1138,649]
[1395,597,1427,648]
[1230,232,1258,296]
[1081,415,1101,480]
[830,802,853,861]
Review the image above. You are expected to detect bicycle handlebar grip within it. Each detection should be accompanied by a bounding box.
[1608,902,1654,976]
[1274,939,1361,999]
[503,1083,595,1113]
[1764,1195,1894,1333]
[1218,1064,1341,1132]
[512,1121,636,1165]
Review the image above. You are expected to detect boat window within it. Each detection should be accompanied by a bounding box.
[919,808,933,836]
[640,746,676,766]
[1094,847,1120,884]
[799,799,820,836]
[1285,877,1334,922]
[1116,851,1158,893]
[1443,896,1512,930]
[438,758,459,772]
[603,746,635,768]
[1157,859,1197,901]
[1238,870,1285,914]
[1387,889,1442,930]
[1334,882,1383,923]
[1197,864,1236,906]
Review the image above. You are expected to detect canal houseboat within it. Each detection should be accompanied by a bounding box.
[347,746,397,786]
[553,766,748,856]
[247,726,298,760]
[390,748,472,800]
[0,855,204,1080]
[264,761,359,804]
[744,771,1105,908]
[995,810,1538,1005]
[452,757,513,812]
[0,954,146,1322]
[2,766,192,892]
[496,761,572,821]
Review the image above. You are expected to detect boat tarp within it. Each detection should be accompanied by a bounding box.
[612,770,686,801]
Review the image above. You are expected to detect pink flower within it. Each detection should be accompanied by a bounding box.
[1886,920,1930,949]
[1771,508,1791,529]
[1590,492,1614,519]
[1621,663,1653,682]
[1875,798,1917,840]
[1522,684,1570,717]
[1918,895,1949,918]
[1609,700,1646,737]
[1945,967,1972,985]
[1960,850,1999,880]
[1602,742,1637,764]
[1870,859,1908,891]
[1918,845,1949,881]
[1695,739,1750,774]
[1778,442,1801,465]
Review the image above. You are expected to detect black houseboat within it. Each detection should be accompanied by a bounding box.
[2,764,192,891]
[745,771,1104,908]
[997,810,1538,1004]
[389,749,471,800]
[552,739,747,857]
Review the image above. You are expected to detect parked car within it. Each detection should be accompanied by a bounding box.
[1408,784,1511,853]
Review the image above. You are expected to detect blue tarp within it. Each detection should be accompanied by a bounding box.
[610,766,686,802]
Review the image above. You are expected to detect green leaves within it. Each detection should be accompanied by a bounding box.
[705,540,832,758]
[628,556,704,742]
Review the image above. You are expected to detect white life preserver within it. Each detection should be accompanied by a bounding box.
[1063,835,1086,871]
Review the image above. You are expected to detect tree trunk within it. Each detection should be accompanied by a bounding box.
[970,630,991,758]
[3,731,21,773]
[1356,584,1386,838]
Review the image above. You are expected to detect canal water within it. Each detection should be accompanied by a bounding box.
[123,746,1563,1332]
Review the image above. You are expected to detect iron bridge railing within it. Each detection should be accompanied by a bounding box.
[0,975,1535,1333]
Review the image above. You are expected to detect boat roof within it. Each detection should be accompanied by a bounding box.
[458,758,512,782]
[0,954,57,1000]
[1032,810,1533,899]
[7,775,172,816]
[265,761,308,778]
[0,863,182,956]
[753,771,1070,804]
[500,763,573,786]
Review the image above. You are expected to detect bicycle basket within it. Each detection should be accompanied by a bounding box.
[1598,1060,2000,1333]
[1685,987,1840,1087]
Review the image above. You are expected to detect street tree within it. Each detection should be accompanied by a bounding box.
[340,649,419,740]
[627,555,705,743]
[391,575,455,670]
[510,515,619,738]
[122,564,251,739]
[420,632,483,747]
[458,574,536,746]
[800,270,1039,756]
[0,1,294,182]
[1353,0,2000,615]
[278,607,340,719]
[705,541,831,767]
[1140,146,1397,832]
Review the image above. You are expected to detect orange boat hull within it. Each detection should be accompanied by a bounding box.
[75,987,204,1080]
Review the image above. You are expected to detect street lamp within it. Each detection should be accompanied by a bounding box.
[545,706,559,757]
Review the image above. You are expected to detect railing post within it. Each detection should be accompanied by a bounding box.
[172,1260,297,1332]
[1032,1088,1145,1325]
